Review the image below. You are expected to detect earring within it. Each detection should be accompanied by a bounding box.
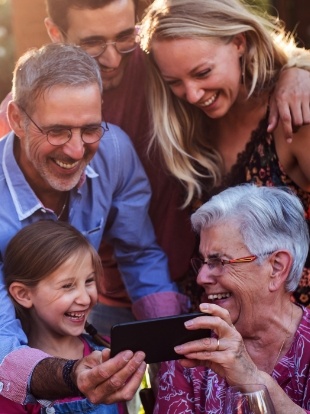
[240,55,245,85]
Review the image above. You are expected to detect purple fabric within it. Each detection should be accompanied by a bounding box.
[154,307,310,414]
[132,291,190,319]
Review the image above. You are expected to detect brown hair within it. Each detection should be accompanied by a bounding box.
[4,220,102,324]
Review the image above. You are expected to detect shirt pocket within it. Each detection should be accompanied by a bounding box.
[81,218,104,250]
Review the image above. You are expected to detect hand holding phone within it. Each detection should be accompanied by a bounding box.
[110,312,211,364]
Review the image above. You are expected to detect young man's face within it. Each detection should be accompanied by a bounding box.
[47,0,137,91]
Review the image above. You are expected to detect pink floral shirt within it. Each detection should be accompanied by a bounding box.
[155,307,310,414]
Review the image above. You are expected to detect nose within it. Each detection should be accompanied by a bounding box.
[184,82,205,104]
[75,285,92,306]
[97,43,122,68]
[62,129,85,160]
[196,265,217,287]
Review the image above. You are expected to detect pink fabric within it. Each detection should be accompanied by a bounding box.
[154,307,310,414]
[0,347,50,404]
[132,291,190,320]
[0,91,11,139]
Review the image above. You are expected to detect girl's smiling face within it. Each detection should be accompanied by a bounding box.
[27,250,98,339]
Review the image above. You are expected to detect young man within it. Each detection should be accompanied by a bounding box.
[0,43,186,407]
[44,0,196,335]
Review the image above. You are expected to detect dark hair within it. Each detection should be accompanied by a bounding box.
[4,220,102,327]
[45,0,139,33]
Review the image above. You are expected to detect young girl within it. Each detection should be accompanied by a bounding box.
[1,220,118,414]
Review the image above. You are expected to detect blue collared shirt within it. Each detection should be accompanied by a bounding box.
[0,125,188,404]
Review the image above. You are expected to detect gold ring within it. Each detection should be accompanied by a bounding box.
[216,338,220,351]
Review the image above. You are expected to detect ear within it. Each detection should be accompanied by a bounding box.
[9,282,33,309]
[268,250,292,292]
[44,17,65,43]
[7,101,26,139]
[232,33,246,57]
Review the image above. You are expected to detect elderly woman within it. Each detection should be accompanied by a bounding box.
[140,0,310,307]
[154,185,310,413]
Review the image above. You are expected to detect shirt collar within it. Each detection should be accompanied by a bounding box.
[2,133,98,220]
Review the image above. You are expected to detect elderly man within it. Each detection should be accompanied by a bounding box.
[0,43,187,407]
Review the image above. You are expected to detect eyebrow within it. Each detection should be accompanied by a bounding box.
[40,122,102,131]
[162,62,212,81]
[80,28,135,43]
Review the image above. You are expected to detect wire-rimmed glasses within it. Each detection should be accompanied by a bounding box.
[79,33,140,58]
[20,107,108,146]
[191,252,274,276]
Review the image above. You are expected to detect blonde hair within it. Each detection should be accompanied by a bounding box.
[140,0,296,206]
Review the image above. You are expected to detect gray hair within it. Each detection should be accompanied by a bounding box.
[191,184,309,292]
[12,43,103,113]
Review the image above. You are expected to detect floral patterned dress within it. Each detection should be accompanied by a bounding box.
[184,113,310,308]
[154,307,310,413]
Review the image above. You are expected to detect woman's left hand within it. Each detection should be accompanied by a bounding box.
[174,303,258,386]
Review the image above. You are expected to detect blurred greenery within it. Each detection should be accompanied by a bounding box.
[0,0,14,102]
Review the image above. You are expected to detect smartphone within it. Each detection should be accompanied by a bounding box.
[110,312,211,364]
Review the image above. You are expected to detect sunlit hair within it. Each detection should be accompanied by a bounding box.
[4,220,103,329]
[45,0,139,34]
[12,43,103,114]
[191,185,309,292]
[139,0,299,206]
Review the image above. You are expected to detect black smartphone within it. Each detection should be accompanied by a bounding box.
[110,312,210,364]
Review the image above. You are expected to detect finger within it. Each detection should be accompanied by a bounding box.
[103,361,147,404]
[267,98,279,133]
[199,302,234,327]
[86,351,146,404]
[300,101,310,125]
[76,350,134,395]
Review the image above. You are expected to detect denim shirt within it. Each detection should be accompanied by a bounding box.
[0,126,187,404]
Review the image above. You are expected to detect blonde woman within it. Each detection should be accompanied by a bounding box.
[140,0,310,307]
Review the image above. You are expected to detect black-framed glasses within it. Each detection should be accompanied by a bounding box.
[191,252,274,276]
[20,107,108,146]
[79,33,140,58]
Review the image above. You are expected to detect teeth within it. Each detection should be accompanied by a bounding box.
[55,160,79,169]
[200,93,218,107]
[66,312,85,318]
[207,293,231,300]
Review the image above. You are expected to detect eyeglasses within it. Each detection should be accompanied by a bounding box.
[20,107,108,146]
[191,252,274,276]
[79,33,140,58]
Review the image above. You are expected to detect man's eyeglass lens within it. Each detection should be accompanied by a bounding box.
[47,126,106,146]
[81,34,139,57]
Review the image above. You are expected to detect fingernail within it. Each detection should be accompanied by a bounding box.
[184,319,193,327]
[138,362,147,372]
[174,345,183,352]
[123,351,133,362]
[134,352,145,363]
[200,303,209,311]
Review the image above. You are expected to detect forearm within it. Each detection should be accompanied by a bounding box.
[30,358,78,400]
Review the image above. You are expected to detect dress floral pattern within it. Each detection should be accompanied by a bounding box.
[154,308,310,413]
[185,113,310,309]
